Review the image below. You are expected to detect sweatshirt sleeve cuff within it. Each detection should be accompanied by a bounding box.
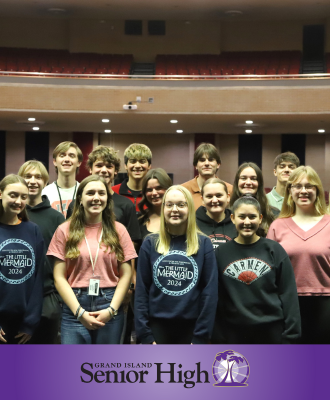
[19,324,35,336]
[140,333,155,344]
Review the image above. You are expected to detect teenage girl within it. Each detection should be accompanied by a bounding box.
[214,195,301,344]
[48,175,137,344]
[138,168,172,240]
[135,185,218,344]
[267,166,330,344]
[196,177,236,248]
[230,162,278,236]
[0,175,44,344]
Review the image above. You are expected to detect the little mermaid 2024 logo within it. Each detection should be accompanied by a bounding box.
[212,350,250,387]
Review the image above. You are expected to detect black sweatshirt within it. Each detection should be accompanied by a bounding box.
[214,237,301,344]
[196,207,237,249]
[26,195,65,296]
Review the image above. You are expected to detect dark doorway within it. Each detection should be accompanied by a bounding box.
[303,25,324,61]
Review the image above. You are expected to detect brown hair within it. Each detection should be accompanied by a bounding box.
[86,145,120,173]
[139,168,172,220]
[280,165,328,218]
[273,152,300,169]
[193,143,221,166]
[65,175,124,261]
[201,177,228,196]
[230,162,274,235]
[53,141,83,174]
[0,175,29,221]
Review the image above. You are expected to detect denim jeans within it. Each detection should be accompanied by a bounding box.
[61,288,124,344]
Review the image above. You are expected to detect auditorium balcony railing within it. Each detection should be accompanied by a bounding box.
[1,71,330,80]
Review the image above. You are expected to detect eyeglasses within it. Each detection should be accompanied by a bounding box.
[164,202,188,209]
[291,184,316,191]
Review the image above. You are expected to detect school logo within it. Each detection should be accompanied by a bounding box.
[224,257,272,285]
[153,250,198,296]
[212,350,250,387]
[0,239,35,284]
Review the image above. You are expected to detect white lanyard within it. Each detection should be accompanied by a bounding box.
[84,228,103,276]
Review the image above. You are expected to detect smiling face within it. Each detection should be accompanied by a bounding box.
[196,154,220,179]
[0,183,29,218]
[145,178,166,209]
[125,157,151,181]
[163,189,189,232]
[202,183,230,218]
[238,167,259,196]
[90,159,116,186]
[231,204,262,243]
[81,181,108,220]
[290,175,317,211]
[274,161,297,184]
[53,146,82,177]
[22,167,45,200]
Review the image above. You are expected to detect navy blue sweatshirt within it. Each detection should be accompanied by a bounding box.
[0,221,44,335]
[135,234,218,344]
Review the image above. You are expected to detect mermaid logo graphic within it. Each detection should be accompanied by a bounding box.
[212,350,250,387]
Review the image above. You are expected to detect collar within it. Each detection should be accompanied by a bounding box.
[270,187,284,202]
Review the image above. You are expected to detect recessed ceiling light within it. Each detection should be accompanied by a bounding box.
[170,120,178,123]
[176,130,183,133]
[245,129,252,133]
[104,129,111,133]
[28,117,36,121]
[102,119,110,123]
[318,129,325,133]
[245,120,253,124]
[33,127,40,131]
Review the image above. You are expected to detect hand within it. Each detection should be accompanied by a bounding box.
[89,309,112,324]
[15,332,31,344]
[152,341,157,345]
[79,312,105,330]
[0,329,7,343]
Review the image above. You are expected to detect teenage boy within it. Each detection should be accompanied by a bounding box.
[112,143,152,213]
[67,145,141,243]
[18,160,65,344]
[266,152,300,211]
[182,142,233,210]
[42,141,83,218]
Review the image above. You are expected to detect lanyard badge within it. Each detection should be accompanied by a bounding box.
[85,229,103,296]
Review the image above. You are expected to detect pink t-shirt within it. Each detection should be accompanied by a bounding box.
[267,215,330,296]
[47,221,137,288]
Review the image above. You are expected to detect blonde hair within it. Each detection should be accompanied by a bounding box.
[124,143,152,165]
[18,160,49,185]
[157,185,202,256]
[280,165,328,218]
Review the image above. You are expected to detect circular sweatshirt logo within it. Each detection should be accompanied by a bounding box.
[213,350,250,387]
[0,239,35,284]
[153,250,198,296]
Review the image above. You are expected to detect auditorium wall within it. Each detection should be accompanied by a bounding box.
[0,17,328,62]
[3,131,330,193]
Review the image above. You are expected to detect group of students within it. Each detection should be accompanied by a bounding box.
[0,140,329,345]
